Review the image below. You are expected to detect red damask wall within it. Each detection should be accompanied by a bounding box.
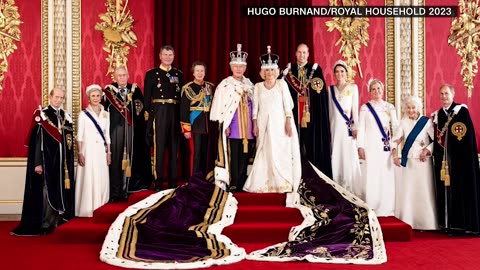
[2,1,479,156]
[0,1,154,157]
[0,1,42,157]
[314,0,479,150]
[426,0,480,150]
[81,0,154,106]
[312,0,386,105]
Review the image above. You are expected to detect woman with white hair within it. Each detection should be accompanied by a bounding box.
[357,79,398,216]
[75,84,111,217]
[391,96,438,230]
[328,60,362,197]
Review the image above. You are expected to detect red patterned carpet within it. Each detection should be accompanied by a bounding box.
[2,190,479,269]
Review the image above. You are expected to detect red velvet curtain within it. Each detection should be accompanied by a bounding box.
[154,0,313,84]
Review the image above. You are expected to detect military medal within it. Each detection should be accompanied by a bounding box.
[166,72,170,78]
[157,78,161,88]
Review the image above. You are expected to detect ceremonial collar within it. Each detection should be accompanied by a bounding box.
[160,65,172,72]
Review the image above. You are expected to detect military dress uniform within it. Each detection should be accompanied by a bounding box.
[144,67,184,190]
[180,81,214,174]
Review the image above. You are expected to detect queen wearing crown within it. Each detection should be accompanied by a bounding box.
[243,46,301,203]
[210,44,255,192]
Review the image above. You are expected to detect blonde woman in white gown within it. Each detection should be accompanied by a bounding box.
[243,46,301,203]
[391,96,438,230]
[357,79,398,217]
[328,60,362,197]
[75,84,111,217]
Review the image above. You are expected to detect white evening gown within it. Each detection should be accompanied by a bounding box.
[75,105,111,217]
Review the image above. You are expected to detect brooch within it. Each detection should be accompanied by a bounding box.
[451,122,467,141]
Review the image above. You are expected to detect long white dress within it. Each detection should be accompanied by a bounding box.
[328,84,361,196]
[391,116,438,230]
[243,80,301,199]
[357,100,398,216]
[75,105,111,217]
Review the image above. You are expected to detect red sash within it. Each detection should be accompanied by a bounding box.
[25,108,62,145]
[103,85,133,126]
[285,74,307,126]
[285,73,303,95]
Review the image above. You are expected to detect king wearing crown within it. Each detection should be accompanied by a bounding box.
[210,44,255,192]
[283,43,332,178]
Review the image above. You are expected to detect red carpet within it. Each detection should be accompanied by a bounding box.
[2,221,480,270]
[1,190,479,269]
[52,190,412,244]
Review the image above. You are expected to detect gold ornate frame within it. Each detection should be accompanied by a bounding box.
[385,0,426,113]
[41,0,82,131]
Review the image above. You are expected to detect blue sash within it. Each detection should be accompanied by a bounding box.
[190,95,211,124]
[401,116,428,167]
[84,110,107,149]
[330,86,353,136]
[366,102,391,151]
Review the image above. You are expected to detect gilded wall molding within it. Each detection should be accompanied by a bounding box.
[399,4,412,103]
[415,10,426,112]
[95,0,138,80]
[325,0,369,81]
[41,0,49,105]
[385,0,426,115]
[0,0,22,94]
[54,0,66,93]
[448,0,480,98]
[385,0,395,106]
[71,0,82,130]
[41,0,81,132]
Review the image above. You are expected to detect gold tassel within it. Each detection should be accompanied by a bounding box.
[444,172,450,187]
[122,147,127,170]
[440,160,446,181]
[64,168,71,189]
[301,116,307,128]
[304,111,310,123]
[243,138,248,153]
[444,164,450,186]
[126,159,132,177]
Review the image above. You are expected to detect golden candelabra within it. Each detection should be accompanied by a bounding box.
[95,0,137,80]
[325,0,369,81]
[0,0,22,94]
[448,0,480,98]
